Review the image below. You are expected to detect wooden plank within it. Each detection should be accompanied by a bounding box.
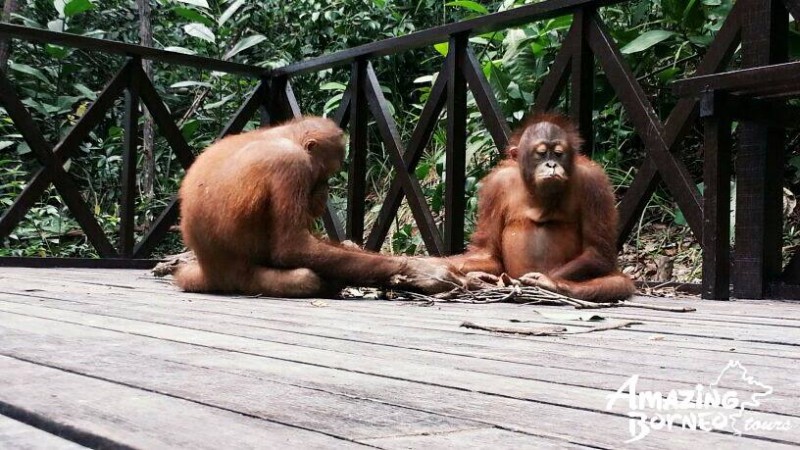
[6,269,800,353]
[616,3,742,243]
[2,292,799,411]
[2,307,796,418]
[0,23,264,77]
[360,428,583,449]
[672,61,800,97]
[569,8,594,153]
[347,60,369,245]
[532,25,574,113]
[0,68,118,257]
[0,62,131,244]
[272,0,625,77]
[462,47,511,150]
[321,86,352,243]
[4,275,800,370]
[365,58,448,253]
[0,258,158,269]
[42,266,800,319]
[120,60,141,258]
[5,274,798,350]
[7,266,800,327]
[0,356,366,449]
[444,34,469,254]
[788,0,800,22]
[733,0,789,299]
[701,93,732,300]
[0,318,481,442]
[363,63,443,253]
[588,15,703,239]
[0,311,795,448]
[0,415,85,450]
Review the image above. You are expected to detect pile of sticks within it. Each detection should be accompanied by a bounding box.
[391,284,695,312]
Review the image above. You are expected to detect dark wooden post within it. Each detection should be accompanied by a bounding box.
[120,57,141,258]
[444,33,469,254]
[700,91,732,300]
[569,8,594,154]
[347,59,369,245]
[734,0,788,298]
[266,75,301,122]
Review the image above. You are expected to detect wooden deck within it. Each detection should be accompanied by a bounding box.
[0,268,797,449]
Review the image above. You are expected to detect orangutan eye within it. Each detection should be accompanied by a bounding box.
[535,144,547,154]
[554,144,565,154]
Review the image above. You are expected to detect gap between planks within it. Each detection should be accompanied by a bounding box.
[0,312,796,449]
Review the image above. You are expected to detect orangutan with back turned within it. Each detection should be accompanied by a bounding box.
[175,116,463,297]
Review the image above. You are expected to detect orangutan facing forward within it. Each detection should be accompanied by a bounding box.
[449,113,635,301]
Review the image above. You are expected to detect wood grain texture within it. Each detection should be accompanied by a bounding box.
[0,267,798,449]
[0,415,85,450]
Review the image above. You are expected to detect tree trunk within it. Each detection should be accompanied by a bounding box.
[0,0,18,71]
[137,0,156,222]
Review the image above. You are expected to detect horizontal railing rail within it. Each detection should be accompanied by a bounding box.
[0,0,797,298]
[0,23,267,77]
[273,0,623,76]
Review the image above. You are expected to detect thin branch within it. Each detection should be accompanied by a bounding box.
[460,320,643,336]
[564,320,643,334]
[461,321,568,336]
[618,301,696,312]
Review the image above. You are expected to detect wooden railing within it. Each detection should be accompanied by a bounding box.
[0,0,797,299]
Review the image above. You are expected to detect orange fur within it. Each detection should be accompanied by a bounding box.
[175,116,462,297]
[449,113,635,301]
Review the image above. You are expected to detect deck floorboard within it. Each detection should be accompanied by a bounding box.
[0,267,798,449]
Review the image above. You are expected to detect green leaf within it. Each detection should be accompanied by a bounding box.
[47,19,64,32]
[620,30,675,54]
[415,163,430,180]
[657,67,681,83]
[173,7,213,26]
[64,0,93,17]
[673,209,686,226]
[181,119,201,140]
[445,0,488,14]
[0,141,15,151]
[74,83,97,100]
[543,15,573,32]
[218,0,245,26]
[322,93,343,117]
[53,0,66,16]
[165,46,197,55]
[16,142,31,155]
[175,0,209,9]
[184,23,215,43]
[434,42,449,56]
[413,75,434,84]
[170,81,213,89]
[45,44,69,59]
[320,82,346,91]
[223,34,267,59]
[204,93,234,110]
[8,61,50,83]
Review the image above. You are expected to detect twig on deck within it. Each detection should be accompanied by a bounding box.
[391,285,695,312]
[563,320,644,334]
[618,301,696,312]
[460,320,643,336]
[461,321,568,336]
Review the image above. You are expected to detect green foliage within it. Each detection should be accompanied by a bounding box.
[1,0,798,266]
